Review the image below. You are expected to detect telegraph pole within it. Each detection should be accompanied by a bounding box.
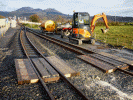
[115,13,116,23]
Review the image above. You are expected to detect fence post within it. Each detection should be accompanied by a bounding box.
[94,33,96,39]
[117,38,118,46]
[1,26,3,37]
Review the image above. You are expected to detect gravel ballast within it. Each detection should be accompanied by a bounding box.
[1,27,133,100]
[27,31,133,100]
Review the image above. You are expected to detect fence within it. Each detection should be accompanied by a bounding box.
[0,19,7,27]
[0,19,17,37]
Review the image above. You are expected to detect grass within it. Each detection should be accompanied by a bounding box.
[93,26,133,49]
[22,23,40,29]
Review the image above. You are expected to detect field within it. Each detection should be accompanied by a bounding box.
[93,26,133,49]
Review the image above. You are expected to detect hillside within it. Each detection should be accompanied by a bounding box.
[0,7,133,22]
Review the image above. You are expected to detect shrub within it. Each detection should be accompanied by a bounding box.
[0,15,5,19]
[29,14,41,22]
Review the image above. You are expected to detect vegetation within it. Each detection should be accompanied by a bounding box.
[22,23,40,29]
[29,14,41,22]
[95,20,133,26]
[0,15,5,19]
[93,25,133,49]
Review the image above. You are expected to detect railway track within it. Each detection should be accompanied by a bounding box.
[19,26,90,100]
[26,27,96,55]
[1,25,133,99]
[25,27,133,76]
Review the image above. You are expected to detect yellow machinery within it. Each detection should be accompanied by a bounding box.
[40,20,55,33]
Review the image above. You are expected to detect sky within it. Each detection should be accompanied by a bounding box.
[0,0,133,17]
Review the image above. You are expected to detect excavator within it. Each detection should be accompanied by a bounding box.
[61,12,109,45]
[91,12,109,34]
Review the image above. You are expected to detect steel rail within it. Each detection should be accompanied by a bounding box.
[26,29,90,100]
[95,54,133,76]
[117,68,133,76]
[26,27,133,77]
[20,27,55,100]
[27,28,85,55]
[26,27,96,54]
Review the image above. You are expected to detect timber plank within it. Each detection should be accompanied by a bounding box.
[45,56,80,77]
[98,52,133,66]
[15,59,30,84]
[32,58,50,78]
[23,59,39,83]
[32,58,60,82]
[14,59,23,85]
[39,58,59,77]
[77,55,117,73]
[89,54,129,70]
[17,59,30,83]
[119,64,129,70]
[89,54,125,68]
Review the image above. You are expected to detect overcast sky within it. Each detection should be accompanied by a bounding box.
[0,0,133,17]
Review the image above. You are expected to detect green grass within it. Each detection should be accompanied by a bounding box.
[22,23,40,29]
[93,26,133,49]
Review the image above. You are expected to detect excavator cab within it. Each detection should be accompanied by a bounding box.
[72,12,92,39]
[69,12,94,45]
[69,12,109,45]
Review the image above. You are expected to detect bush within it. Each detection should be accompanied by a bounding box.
[0,15,5,19]
[29,14,41,22]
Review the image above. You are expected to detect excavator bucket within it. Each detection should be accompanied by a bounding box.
[101,28,109,33]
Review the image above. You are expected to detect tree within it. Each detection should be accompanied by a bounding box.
[29,14,41,22]
[0,15,5,19]
[54,15,66,23]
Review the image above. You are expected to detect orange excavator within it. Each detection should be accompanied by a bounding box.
[63,12,109,45]
[91,12,109,34]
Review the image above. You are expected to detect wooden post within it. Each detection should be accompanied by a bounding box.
[117,38,118,46]
[1,26,3,37]
[94,33,96,39]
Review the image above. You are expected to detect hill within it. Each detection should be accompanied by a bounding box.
[0,7,133,22]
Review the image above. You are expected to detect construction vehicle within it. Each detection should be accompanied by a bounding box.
[40,20,55,34]
[91,13,109,34]
[60,23,72,38]
[61,12,109,45]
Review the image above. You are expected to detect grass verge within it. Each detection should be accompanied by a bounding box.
[22,23,40,29]
[93,26,133,49]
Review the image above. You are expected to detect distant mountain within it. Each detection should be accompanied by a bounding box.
[0,7,68,19]
[33,8,43,13]
[0,7,133,22]
[43,8,65,15]
[0,11,10,17]
[15,7,34,13]
[15,7,43,13]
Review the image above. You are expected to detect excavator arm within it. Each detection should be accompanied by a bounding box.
[90,13,109,33]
